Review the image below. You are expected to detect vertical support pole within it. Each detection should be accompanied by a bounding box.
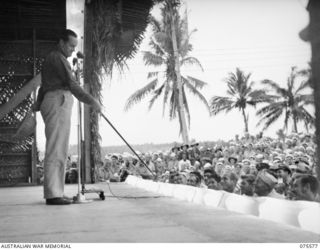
[31,28,37,184]
[309,0,320,181]
[83,2,93,183]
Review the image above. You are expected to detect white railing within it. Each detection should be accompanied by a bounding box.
[125,175,320,235]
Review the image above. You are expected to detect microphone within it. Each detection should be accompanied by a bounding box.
[76,51,84,59]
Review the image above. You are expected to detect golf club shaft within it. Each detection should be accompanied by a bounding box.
[100,113,156,177]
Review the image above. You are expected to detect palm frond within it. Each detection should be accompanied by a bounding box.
[149,38,166,57]
[234,68,251,94]
[162,80,171,116]
[242,81,254,97]
[226,88,237,97]
[298,67,311,77]
[303,94,314,105]
[182,87,191,128]
[247,90,275,106]
[154,31,169,42]
[148,84,165,110]
[124,79,158,111]
[180,57,204,71]
[258,108,283,129]
[169,88,178,120]
[209,96,235,115]
[183,77,210,113]
[256,102,284,128]
[288,67,298,92]
[142,51,165,66]
[296,106,315,125]
[297,66,312,88]
[177,104,183,135]
[149,16,162,34]
[147,71,160,79]
[295,80,310,95]
[295,94,314,105]
[186,75,207,89]
[188,28,198,38]
[261,79,287,96]
[225,75,237,96]
[256,102,286,116]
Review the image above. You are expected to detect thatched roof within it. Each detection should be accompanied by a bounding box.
[0,0,66,40]
[118,0,156,60]
[87,0,158,74]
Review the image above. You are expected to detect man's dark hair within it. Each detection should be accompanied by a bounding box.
[227,172,239,183]
[59,29,77,42]
[297,174,319,195]
[256,162,270,171]
[204,168,215,175]
[204,168,221,182]
[190,171,202,184]
[169,171,179,183]
[215,148,222,153]
[241,174,256,185]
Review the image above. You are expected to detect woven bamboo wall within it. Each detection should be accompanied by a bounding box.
[0,0,66,186]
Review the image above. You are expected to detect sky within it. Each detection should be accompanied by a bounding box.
[36,0,311,151]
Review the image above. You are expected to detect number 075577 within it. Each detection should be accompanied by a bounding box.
[300,244,319,248]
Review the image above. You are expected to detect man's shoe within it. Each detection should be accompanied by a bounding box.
[46,197,72,205]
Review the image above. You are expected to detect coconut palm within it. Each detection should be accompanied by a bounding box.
[209,68,270,133]
[124,3,210,139]
[298,63,312,88]
[256,67,314,132]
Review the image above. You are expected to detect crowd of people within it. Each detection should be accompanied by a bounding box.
[99,132,320,202]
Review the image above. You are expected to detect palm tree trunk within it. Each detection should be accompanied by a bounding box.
[306,123,310,133]
[241,108,249,133]
[309,0,320,182]
[168,0,189,144]
[293,116,298,133]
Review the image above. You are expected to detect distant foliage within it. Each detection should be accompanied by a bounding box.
[256,67,314,132]
[124,2,210,136]
[209,68,271,133]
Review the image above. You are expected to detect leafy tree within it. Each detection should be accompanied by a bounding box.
[256,67,314,132]
[209,68,269,133]
[124,3,209,140]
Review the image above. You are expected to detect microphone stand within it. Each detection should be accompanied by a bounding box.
[72,54,105,203]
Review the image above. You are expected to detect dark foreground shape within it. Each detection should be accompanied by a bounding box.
[46,197,72,205]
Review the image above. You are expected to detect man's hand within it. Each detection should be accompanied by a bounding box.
[91,100,102,113]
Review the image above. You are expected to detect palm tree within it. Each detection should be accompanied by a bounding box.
[124,2,210,141]
[209,68,269,133]
[298,63,312,88]
[256,67,314,132]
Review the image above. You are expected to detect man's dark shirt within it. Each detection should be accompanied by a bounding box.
[35,47,96,109]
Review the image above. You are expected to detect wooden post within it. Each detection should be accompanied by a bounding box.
[0,74,41,120]
[83,1,93,183]
[31,28,37,184]
[309,0,320,181]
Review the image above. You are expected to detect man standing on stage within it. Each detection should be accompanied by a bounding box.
[35,29,101,205]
